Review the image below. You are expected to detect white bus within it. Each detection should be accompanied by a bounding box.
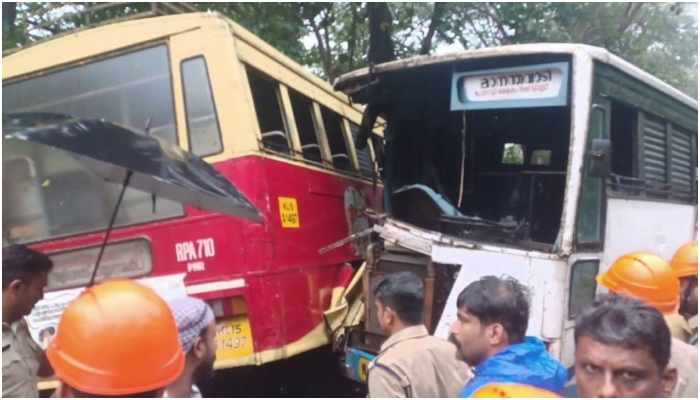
[332,43,697,389]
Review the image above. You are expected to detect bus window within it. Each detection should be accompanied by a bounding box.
[181,57,222,157]
[3,45,177,143]
[2,44,184,244]
[568,260,600,318]
[349,122,374,179]
[245,66,290,154]
[289,89,322,163]
[640,113,668,195]
[531,150,552,166]
[577,105,607,245]
[610,101,637,179]
[502,143,525,165]
[669,125,694,200]
[319,106,352,171]
[2,157,49,242]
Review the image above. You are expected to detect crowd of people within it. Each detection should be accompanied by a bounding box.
[2,242,697,398]
[2,245,216,398]
[366,242,698,398]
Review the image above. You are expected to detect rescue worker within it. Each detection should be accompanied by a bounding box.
[165,296,217,398]
[48,279,185,397]
[470,383,561,398]
[667,242,698,343]
[574,293,677,398]
[367,271,471,398]
[596,251,698,398]
[2,245,55,398]
[449,276,567,397]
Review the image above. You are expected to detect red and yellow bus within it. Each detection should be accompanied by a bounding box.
[2,11,383,390]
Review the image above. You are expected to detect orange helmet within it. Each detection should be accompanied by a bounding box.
[47,280,184,396]
[670,242,698,278]
[597,252,680,315]
[471,383,561,398]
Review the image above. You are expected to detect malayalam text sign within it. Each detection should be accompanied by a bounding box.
[451,62,569,110]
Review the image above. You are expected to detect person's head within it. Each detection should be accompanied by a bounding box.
[40,326,56,342]
[167,296,217,383]
[449,276,530,366]
[597,252,680,315]
[2,244,53,322]
[574,293,677,398]
[371,271,424,335]
[670,242,698,316]
[49,280,184,398]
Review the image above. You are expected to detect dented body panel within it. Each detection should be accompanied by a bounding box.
[335,42,697,392]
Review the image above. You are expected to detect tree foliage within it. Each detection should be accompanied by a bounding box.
[2,2,697,97]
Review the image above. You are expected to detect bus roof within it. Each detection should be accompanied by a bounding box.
[1,12,363,116]
[333,43,698,111]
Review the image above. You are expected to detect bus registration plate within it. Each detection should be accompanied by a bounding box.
[215,315,254,361]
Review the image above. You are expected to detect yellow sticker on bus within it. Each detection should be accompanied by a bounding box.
[278,197,300,228]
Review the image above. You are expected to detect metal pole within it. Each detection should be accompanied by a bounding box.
[87,170,133,287]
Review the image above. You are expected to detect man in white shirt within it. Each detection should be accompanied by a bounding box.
[165,296,217,398]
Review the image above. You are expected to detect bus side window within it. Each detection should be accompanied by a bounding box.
[245,66,290,155]
[289,89,323,163]
[568,260,600,319]
[181,57,222,157]
[349,122,374,179]
[319,106,352,172]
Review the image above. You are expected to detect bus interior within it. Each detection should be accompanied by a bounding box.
[351,55,573,252]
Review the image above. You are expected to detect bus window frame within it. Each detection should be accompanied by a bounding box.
[567,258,600,319]
[316,105,354,173]
[3,41,189,245]
[311,102,334,167]
[593,63,697,206]
[341,118,361,172]
[180,55,224,158]
[575,97,610,251]
[3,41,180,146]
[241,64,293,157]
[277,84,304,159]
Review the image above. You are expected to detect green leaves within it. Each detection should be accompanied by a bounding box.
[2,2,696,98]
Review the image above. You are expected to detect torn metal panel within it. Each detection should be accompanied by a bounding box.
[374,216,562,261]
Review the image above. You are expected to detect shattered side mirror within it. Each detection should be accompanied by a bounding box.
[587,139,612,179]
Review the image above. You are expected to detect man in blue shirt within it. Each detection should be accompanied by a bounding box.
[449,276,567,397]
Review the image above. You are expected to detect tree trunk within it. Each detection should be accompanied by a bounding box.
[420,2,447,55]
[367,2,395,65]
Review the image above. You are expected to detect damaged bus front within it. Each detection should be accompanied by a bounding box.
[331,44,698,387]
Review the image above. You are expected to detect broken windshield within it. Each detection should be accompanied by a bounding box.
[349,54,573,251]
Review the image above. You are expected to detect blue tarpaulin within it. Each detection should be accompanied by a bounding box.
[459,336,568,397]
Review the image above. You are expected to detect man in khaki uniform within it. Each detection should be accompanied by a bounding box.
[667,242,698,344]
[367,271,471,398]
[668,335,699,398]
[2,245,55,398]
[689,315,698,347]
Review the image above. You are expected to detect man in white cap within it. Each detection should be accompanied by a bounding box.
[165,296,217,398]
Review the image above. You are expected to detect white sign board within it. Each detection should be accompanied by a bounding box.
[25,273,187,350]
[463,68,565,102]
[451,62,570,110]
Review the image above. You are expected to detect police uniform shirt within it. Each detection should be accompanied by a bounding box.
[669,337,698,398]
[367,325,472,398]
[2,318,41,398]
[666,313,694,344]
